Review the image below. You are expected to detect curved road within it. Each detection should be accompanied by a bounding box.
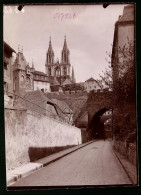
[11,140,131,186]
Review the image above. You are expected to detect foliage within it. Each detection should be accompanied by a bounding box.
[100,38,136,142]
[100,38,135,104]
[63,83,85,92]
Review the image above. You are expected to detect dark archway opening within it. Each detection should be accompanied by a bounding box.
[88,108,112,140]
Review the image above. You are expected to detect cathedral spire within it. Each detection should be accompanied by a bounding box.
[72,66,76,83]
[63,35,68,51]
[61,35,70,63]
[48,36,54,53]
[46,36,54,66]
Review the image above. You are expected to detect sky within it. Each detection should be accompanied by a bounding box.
[4,4,127,82]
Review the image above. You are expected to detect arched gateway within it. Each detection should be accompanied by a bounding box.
[87,90,113,139]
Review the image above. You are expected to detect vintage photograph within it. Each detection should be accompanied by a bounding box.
[3,3,137,188]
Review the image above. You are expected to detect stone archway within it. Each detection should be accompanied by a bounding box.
[87,90,113,140]
[88,108,110,139]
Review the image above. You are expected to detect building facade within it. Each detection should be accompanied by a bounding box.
[33,71,50,92]
[13,49,51,96]
[112,4,134,84]
[111,4,136,157]
[45,37,76,87]
[84,77,101,93]
[13,49,34,97]
[4,42,16,106]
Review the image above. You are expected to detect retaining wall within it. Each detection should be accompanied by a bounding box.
[113,141,137,166]
[5,108,82,170]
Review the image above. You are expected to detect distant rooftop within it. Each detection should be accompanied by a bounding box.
[23,90,53,105]
[118,4,134,22]
[85,77,97,82]
[52,98,73,113]
[4,41,16,53]
[33,71,47,76]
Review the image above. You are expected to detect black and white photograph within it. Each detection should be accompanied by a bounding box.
[3,3,137,188]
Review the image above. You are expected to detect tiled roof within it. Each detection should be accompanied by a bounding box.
[33,71,47,76]
[85,77,97,82]
[52,98,72,113]
[4,41,16,53]
[85,77,95,82]
[22,90,53,105]
[17,90,61,119]
[64,97,87,121]
[45,92,87,118]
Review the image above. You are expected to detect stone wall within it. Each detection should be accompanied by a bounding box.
[87,91,112,122]
[5,108,82,170]
[113,141,137,166]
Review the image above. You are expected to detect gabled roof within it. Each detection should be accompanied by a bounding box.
[62,78,72,85]
[64,97,87,121]
[23,90,53,105]
[17,90,60,117]
[14,52,28,69]
[52,98,73,113]
[85,77,97,82]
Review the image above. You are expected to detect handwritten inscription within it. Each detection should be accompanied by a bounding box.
[4,6,25,14]
[54,12,77,21]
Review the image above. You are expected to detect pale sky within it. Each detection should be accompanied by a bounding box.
[4,4,127,82]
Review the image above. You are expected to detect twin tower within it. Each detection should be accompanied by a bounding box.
[45,36,75,85]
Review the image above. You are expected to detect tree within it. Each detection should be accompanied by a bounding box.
[99,38,135,104]
[99,38,136,141]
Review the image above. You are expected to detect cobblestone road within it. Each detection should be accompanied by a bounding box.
[11,140,131,186]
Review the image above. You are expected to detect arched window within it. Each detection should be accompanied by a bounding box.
[26,76,30,87]
[64,67,67,75]
[21,75,24,81]
[55,68,60,77]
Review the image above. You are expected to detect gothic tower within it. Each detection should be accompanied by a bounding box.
[45,37,54,77]
[13,46,34,97]
[60,36,71,78]
[45,36,75,86]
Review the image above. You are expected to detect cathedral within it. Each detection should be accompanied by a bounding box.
[12,36,76,97]
[45,36,76,86]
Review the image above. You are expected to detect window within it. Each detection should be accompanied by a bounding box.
[21,75,24,81]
